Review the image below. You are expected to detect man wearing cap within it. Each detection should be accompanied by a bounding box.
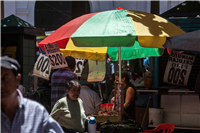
[1,56,64,133]
[51,56,77,109]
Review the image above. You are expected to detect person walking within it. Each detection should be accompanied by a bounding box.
[50,80,88,133]
[1,56,64,133]
[51,56,77,109]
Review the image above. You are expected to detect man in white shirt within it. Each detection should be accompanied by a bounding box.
[80,83,102,115]
[78,61,101,115]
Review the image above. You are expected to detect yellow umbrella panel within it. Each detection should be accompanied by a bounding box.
[60,39,107,61]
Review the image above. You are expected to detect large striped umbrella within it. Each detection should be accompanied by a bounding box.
[38,8,185,50]
[38,8,185,81]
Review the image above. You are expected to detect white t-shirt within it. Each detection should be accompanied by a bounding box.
[79,85,102,115]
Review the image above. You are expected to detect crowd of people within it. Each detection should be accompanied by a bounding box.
[1,55,137,133]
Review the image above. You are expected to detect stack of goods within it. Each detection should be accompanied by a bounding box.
[98,103,117,116]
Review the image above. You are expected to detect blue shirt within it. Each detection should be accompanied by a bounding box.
[1,91,64,133]
[51,68,77,109]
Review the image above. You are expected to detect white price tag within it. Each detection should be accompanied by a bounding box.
[74,59,85,77]
[44,43,68,69]
[163,52,195,86]
[33,54,51,80]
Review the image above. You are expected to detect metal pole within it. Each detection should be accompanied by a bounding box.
[0,0,4,20]
[119,47,121,82]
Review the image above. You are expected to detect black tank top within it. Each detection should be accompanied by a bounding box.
[124,85,136,120]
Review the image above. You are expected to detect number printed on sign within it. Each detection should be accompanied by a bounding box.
[44,43,68,69]
[48,53,66,66]
[36,56,50,74]
[33,54,51,80]
[163,52,195,86]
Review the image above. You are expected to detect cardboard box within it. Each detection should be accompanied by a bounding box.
[135,107,146,124]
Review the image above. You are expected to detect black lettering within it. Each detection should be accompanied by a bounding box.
[44,45,48,50]
[172,58,177,62]
[56,54,62,65]
[168,67,175,82]
[46,65,51,74]
[41,58,49,72]
[179,69,187,85]
[188,61,193,65]
[49,55,55,66]
[173,68,180,83]
[171,53,175,57]
[36,56,44,70]
[182,59,185,64]
[183,64,188,69]
[172,63,176,67]
[189,56,194,61]
[76,61,82,73]
[168,57,172,61]
[181,55,185,59]
[179,59,182,63]
[52,55,59,66]
[60,53,66,64]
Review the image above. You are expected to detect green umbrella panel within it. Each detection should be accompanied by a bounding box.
[107,40,164,61]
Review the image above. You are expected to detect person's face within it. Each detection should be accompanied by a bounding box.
[115,75,119,81]
[115,75,125,82]
[66,85,80,101]
[1,68,21,102]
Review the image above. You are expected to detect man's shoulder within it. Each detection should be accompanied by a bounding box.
[66,71,77,79]
[23,98,46,111]
[52,69,77,79]
[80,86,99,98]
[57,97,66,102]
[81,86,96,93]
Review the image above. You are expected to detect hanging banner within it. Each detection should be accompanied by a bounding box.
[33,54,51,80]
[74,58,86,77]
[44,43,68,69]
[87,59,106,82]
[163,52,195,86]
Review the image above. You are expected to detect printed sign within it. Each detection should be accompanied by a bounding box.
[33,54,51,80]
[163,52,195,86]
[44,43,68,69]
[74,59,86,77]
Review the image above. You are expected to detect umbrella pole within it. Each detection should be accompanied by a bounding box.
[119,47,121,82]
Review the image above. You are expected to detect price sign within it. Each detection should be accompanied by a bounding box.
[33,54,51,80]
[44,43,68,69]
[163,52,195,86]
[74,59,86,77]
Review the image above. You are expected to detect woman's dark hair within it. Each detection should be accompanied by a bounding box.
[66,80,81,90]
[116,71,137,100]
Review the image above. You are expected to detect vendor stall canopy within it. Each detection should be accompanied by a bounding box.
[39,8,185,51]
[1,14,34,27]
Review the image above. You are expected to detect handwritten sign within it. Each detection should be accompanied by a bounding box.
[44,43,68,69]
[33,54,51,80]
[74,58,86,77]
[163,52,195,86]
